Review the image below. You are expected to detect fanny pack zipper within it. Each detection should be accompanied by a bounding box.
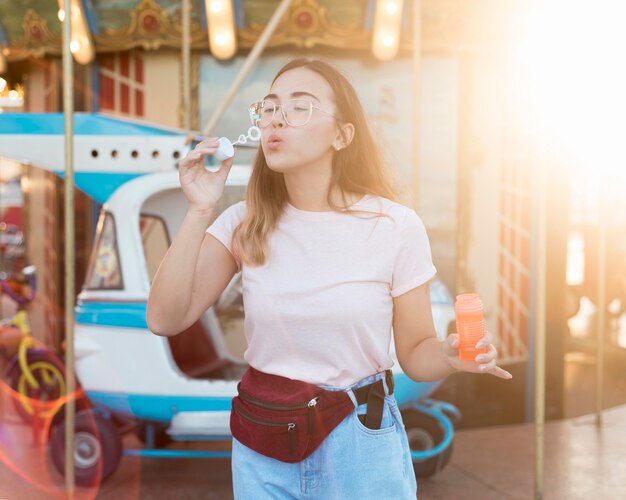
[237,384,319,433]
[233,401,297,456]
[237,384,319,411]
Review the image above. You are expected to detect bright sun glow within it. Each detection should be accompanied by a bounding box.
[516,0,626,183]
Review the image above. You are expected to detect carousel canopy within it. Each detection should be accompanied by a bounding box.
[0,0,413,60]
[0,0,511,62]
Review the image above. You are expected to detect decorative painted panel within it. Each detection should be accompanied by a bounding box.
[0,0,520,61]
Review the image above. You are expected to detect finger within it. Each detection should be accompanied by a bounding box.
[182,150,211,162]
[478,359,496,373]
[180,148,219,167]
[447,333,459,348]
[185,146,219,158]
[197,137,219,147]
[216,157,234,182]
[188,141,218,155]
[185,133,201,145]
[489,365,513,380]
[475,344,497,363]
[442,334,459,356]
[476,330,493,349]
[192,145,219,155]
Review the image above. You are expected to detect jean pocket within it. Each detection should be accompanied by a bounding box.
[352,397,397,436]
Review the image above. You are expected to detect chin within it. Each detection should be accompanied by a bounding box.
[264,154,297,173]
[266,163,288,173]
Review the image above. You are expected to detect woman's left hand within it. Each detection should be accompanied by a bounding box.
[441,331,513,380]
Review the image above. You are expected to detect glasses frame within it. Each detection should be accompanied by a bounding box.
[249,98,342,128]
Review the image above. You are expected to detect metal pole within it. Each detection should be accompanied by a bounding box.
[534,145,547,500]
[201,0,294,136]
[182,0,191,131]
[411,0,421,209]
[62,0,76,495]
[595,196,607,426]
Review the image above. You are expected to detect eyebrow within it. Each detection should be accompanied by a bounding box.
[263,91,320,102]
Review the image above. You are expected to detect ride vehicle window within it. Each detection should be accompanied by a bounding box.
[140,215,170,284]
[85,213,123,290]
[211,186,247,359]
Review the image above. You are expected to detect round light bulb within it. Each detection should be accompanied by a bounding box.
[215,33,229,47]
[385,2,398,15]
[58,9,65,21]
[382,34,395,47]
[210,1,223,13]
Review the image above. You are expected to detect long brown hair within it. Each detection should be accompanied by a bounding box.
[234,58,400,266]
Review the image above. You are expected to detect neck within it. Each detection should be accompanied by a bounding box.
[283,160,357,212]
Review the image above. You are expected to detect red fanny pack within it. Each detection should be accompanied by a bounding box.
[230,367,355,463]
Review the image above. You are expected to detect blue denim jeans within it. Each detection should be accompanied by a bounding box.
[231,371,418,499]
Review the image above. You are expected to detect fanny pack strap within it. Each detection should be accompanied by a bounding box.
[352,370,394,430]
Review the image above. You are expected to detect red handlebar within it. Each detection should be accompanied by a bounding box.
[0,273,36,305]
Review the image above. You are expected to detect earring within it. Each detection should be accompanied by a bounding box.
[335,145,342,151]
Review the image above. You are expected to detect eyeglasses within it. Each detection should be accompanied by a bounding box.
[248,99,340,128]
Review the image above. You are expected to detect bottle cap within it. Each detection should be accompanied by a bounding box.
[455,293,483,313]
[215,137,235,161]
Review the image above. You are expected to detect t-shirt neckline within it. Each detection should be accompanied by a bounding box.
[284,194,371,220]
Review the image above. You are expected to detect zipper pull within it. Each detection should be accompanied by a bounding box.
[307,397,318,434]
[288,423,296,456]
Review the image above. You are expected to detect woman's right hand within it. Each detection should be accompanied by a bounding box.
[178,137,234,213]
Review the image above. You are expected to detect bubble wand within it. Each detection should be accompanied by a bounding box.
[213,125,261,161]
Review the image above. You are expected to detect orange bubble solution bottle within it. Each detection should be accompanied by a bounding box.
[454,293,488,362]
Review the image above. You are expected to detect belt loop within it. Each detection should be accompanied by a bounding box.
[381,374,390,396]
[384,369,394,395]
[346,389,359,409]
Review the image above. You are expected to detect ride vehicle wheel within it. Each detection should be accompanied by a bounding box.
[5,350,67,424]
[401,408,453,478]
[49,410,123,487]
[135,420,171,448]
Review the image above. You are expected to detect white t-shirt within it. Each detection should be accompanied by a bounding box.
[206,194,436,387]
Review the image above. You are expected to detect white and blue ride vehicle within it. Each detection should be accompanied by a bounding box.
[0,113,459,486]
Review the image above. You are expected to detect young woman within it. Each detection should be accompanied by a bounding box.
[147,58,512,499]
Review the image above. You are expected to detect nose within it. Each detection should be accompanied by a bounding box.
[271,104,286,128]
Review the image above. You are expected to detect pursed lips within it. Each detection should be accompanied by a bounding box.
[267,134,283,150]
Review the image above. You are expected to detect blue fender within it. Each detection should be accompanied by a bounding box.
[403,399,458,462]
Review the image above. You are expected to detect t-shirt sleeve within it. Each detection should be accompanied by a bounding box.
[390,209,437,297]
[206,201,245,271]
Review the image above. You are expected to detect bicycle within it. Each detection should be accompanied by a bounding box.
[0,265,68,424]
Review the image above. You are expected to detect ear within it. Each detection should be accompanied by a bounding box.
[333,122,355,151]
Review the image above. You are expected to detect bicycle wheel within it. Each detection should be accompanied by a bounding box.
[6,350,67,424]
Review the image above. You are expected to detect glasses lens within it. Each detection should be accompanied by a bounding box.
[284,99,312,127]
[248,101,261,125]
[250,100,275,128]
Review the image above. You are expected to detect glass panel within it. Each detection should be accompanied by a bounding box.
[85,212,123,290]
[212,186,247,359]
[140,215,170,284]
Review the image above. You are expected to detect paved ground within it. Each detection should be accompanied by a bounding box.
[2,405,626,499]
[1,357,625,499]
